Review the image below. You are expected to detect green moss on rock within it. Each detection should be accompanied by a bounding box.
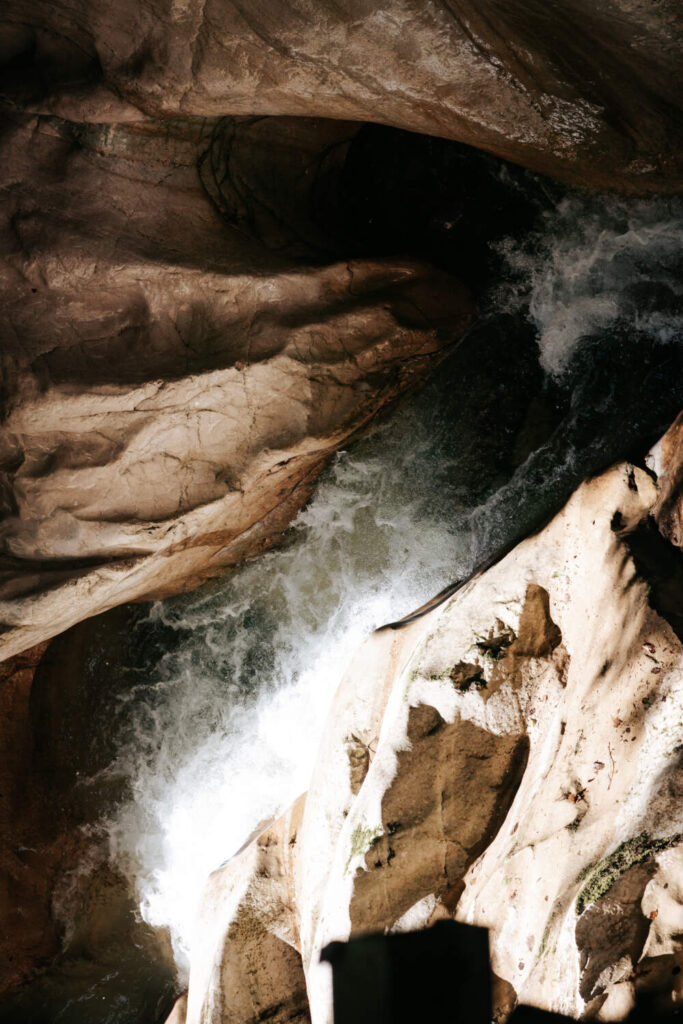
[345,823,383,872]
[575,831,682,916]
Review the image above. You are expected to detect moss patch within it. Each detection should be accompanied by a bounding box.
[536,921,552,962]
[575,831,682,916]
[345,823,383,872]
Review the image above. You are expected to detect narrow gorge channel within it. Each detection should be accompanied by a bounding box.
[1,4,683,1017]
[1,148,680,1021]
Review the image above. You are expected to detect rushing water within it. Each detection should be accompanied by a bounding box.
[102,189,683,987]
[106,368,494,978]
[2,161,681,1024]
[498,192,683,377]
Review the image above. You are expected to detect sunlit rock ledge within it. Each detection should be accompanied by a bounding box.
[177,414,683,1024]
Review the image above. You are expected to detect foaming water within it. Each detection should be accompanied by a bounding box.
[104,189,683,992]
[106,397,470,979]
[497,193,683,376]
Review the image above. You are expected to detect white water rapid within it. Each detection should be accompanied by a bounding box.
[498,193,683,376]
[105,189,683,986]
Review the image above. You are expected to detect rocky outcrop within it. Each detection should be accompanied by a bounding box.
[0,113,473,659]
[2,0,682,190]
[186,796,308,1024]
[179,416,683,1023]
[2,0,681,659]
[651,412,683,550]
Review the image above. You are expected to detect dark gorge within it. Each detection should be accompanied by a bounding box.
[0,3,682,1022]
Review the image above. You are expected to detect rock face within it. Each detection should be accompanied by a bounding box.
[180,415,683,1023]
[0,113,473,659]
[0,608,177,1011]
[2,0,682,190]
[186,797,308,1024]
[0,640,55,993]
[2,0,682,658]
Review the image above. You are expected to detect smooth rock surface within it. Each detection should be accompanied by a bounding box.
[186,796,308,1024]
[0,113,473,659]
[181,416,683,1023]
[1,0,682,190]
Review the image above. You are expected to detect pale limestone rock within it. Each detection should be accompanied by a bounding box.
[180,418,683,1023]
[650,411,683,551]
[185,796,308,1024]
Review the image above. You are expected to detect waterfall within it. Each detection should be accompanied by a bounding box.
[105,392,469,979]
[104,189,682,985]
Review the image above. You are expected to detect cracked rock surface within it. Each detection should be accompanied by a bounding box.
[179,415,683,1023]
[2,0,682,190]
[0,114,473,658]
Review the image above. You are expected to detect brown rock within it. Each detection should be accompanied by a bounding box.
[514,584,562,658]
[0,607,176,1003]
[2,0,682,190]
[0,113,473,659]
[349,707,529,932]
[0,640,58,994]
[165,993,188,1024]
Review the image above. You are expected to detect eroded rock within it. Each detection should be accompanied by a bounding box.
[186,797,308,1024]
[0,114,473,659]
[1,0,682,190]
[0,610,176,1011]
[0,641,56,993]
[181,419,683,1023]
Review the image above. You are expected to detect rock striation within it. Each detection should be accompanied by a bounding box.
[179,414,683,1023]
[2,0,682,190]
[0,113,473,659]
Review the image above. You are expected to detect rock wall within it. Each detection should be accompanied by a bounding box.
[0,608,177,1012]
[0,640,56,993]
[180,414,683,1023]
[2,0,682,660]
[0,113,473,659]
[2,0,682,190]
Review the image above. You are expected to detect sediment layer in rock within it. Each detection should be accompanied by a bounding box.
[2,0,682,190]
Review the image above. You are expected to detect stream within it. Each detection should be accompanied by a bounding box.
[2,141,681,1023]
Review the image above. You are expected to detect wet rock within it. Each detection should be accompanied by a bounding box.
[0,114,473,659]
[181,420,683,1023]
[650,412,683,551]
[0,640,57,994]
[185,796,309,1024]
[1,0,682,190]
[0,608,177,1014]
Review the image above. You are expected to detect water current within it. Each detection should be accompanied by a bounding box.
[107,189,683,981]
[2,156,681,1024]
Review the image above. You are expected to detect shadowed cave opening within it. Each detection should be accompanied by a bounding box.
[1,116,682,1023]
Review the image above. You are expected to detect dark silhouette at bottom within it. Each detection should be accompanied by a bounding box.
[321,921,683,1023]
